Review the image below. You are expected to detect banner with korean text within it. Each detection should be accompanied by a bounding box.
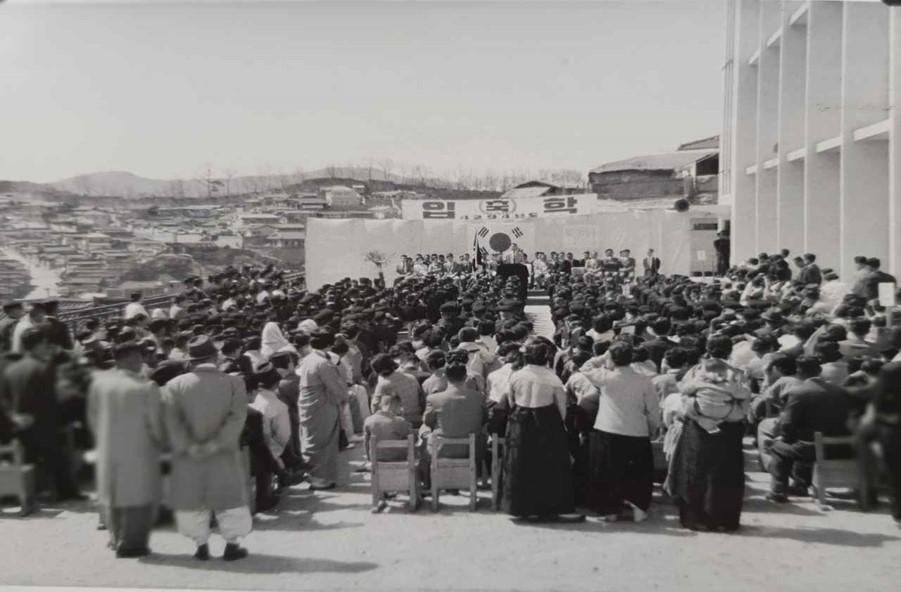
[400,193,621,221]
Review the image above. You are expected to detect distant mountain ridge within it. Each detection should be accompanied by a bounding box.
[45,167,420,198]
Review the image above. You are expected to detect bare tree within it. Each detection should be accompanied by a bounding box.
[378,158,393,182]
[200,163,215,199]
[223,167,237,197]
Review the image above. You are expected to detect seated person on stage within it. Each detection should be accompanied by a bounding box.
[767,355,851,503]
[363,392,412,463]
[619,249,636,275]
[601,249,622,274]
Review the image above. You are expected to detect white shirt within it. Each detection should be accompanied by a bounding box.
[124,302,149,320]
[507,364,567,419]
[251,388,291,460]
[487,363,515,403]
[584,365,660,438]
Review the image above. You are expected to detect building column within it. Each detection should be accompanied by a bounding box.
[730,0,760,265]
[889,6,901,276]
[803,0,842,270]
[755,0,781,254]
[839,1,890,279]
[776,4,806,256]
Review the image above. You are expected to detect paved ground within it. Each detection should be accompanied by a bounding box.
[1,442,900,592]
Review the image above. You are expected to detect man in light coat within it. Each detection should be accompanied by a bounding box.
[297,330,348,490]
[162,335,251,561]
[87,340,164,558]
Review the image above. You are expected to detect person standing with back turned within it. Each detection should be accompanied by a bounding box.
[162,335,252,561]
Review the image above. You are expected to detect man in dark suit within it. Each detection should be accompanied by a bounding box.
[2,327,83,501]
[43,300,74,351]
[862,257,897,302]
[560,253,575,275]
[419,353,487,485]
[713,232,731,276]
[799,253,822,286]
[0,301,25,352]
[767,356,851,503]
[642,249,661,278]
[642,317,674,372]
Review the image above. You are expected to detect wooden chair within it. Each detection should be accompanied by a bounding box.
[240,447,255,514]
[813,432,867,510]
[650,437,668,483]
[0,440,36,516]
[370,435,419,512]
[430,434,477,512]
[491,436,505,511]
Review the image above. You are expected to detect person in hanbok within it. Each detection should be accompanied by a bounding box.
[498,339,581,521]
[260,318,295,360]
[297,330,348,490]
[87,341,165,558]
[162,336,251,561]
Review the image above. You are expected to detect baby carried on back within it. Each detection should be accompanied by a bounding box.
[678,357,751,434]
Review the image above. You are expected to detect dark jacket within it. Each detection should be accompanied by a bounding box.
[799,264,822,286]
[777,377,850,444]
[1,355,59,436]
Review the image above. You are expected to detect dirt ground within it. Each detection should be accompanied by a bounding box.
[1,444,900,592]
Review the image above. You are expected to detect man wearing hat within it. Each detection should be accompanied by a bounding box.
[249,360,297,489]
[87,341,164,557]
[10,301,47,354]
[43,300,74,351]
[0,301,25,352]
[2,326,84,501]
[161,335,252,561]
[124,292,149,321]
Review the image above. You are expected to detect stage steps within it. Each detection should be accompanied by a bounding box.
[524,288,554,340]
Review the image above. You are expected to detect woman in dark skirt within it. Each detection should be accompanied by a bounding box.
[500,340,580,520]
[666,336,750,531]
[667,419,746,530]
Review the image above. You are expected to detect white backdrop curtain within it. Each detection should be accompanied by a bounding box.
[304,210,693,289]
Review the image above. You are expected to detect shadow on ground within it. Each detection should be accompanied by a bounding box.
[139,553,378,574]
[737,524,901,547]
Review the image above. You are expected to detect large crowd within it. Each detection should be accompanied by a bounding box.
[1,246,900,561]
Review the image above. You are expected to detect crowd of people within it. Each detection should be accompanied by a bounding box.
[1,245,901,562]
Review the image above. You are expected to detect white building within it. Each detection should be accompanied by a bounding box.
[320,185,363,208]
[721,0,901,278]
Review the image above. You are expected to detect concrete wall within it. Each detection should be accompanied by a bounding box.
[722,0,899,280]
[589,170,686,200]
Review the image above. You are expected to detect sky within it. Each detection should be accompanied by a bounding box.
[0,0,726,183]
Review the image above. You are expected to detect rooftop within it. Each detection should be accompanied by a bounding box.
[590,149,717,175]
[677,135,720,151]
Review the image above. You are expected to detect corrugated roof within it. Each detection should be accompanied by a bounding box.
[678,135,719,151]
[589,150,717,175]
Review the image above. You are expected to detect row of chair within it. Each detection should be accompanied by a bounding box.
[370,434,490,512]
[369,431,878,513]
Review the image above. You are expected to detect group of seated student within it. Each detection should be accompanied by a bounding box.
[395,248,660,292]
[2,245,901,546]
